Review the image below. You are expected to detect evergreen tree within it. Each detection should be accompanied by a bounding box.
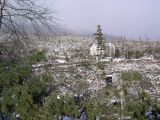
[115,48,120,58]
[0,50,51,119]
[93,25,106,59]
[134,51,143,59]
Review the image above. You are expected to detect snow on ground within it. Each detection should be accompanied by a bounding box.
[113,58,125,62]
[114,62,139,71]
[31,35,160,100]
[113,61,160,73]
[56,59,66,63]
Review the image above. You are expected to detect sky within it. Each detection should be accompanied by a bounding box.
[53,0,160,40]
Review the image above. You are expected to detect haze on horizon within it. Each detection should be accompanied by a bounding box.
[54,0,160,40]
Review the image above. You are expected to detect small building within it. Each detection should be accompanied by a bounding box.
[90,43,98,56]
[105,73,120,85]
[90,43,116,58]
[105,43,116,57]
[105,75,112,85]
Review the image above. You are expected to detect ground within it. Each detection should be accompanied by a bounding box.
[31,35,160,102]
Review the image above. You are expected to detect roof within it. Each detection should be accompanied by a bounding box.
[106,75,113,77]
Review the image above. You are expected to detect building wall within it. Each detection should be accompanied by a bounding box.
[90,43,115,57]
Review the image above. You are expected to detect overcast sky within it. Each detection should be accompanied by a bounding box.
[53,0,160,40]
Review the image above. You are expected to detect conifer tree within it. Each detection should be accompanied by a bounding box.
[0,50,51,119]
[93,25,106,59]
[115,48,120,58]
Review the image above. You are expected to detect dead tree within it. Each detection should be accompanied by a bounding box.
[0,0,56,59]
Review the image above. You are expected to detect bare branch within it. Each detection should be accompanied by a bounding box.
[0,0,56,58]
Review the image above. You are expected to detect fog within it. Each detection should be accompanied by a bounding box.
[54,0,160,40]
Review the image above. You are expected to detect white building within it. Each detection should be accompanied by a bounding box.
[90,43,116,57]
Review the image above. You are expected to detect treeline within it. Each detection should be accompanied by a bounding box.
[114,47,160,60]
[114,48,144,59]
